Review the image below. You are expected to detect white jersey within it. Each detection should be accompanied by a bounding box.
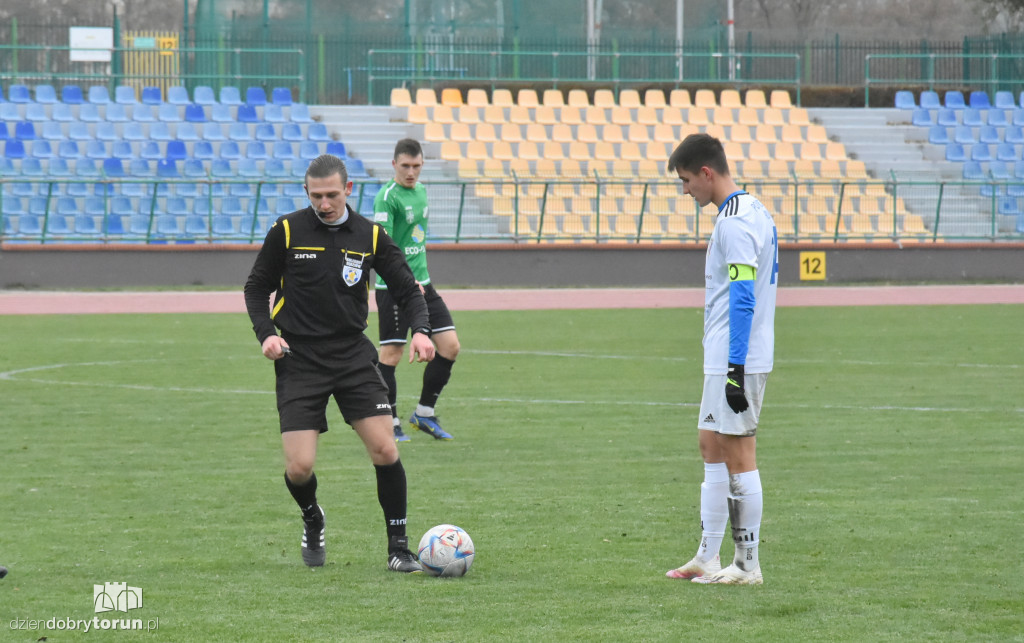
[703,192,778,375]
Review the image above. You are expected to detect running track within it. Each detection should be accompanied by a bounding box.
[1,285,1023,314]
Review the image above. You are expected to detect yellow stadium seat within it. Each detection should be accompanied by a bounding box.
[780,124,803,144]
[432,104,455,124]
[440,88,462,106]
[628,123,650,143]
[723,141,744,161]
[738,160,765,180]
[423,122,446,142]
[602,124,625,143]
[652,123,676,143]
[729,125,752,144]
[406,104,429,124]
[665,214,692,236]
[563,213,591,236]
[614,214,638,236]
[475,123,497,142]
[458,158,481,178]
[543,89,564,107]
[458,106,481,124]
[704,124,726,140]
[788,108,810,126]
[807,124,829,144]
[621,141,644,161]
[568,141,590,161]
[745,89,767,108]
[818,159,843,178]
[441,141,463,161]
[619,89,641,108]
[773,142,797,161]
[669,89,692,108]
[391,87,412,107]
[761,108,784,126]
[645,89,667,108]
[694,89,717,108]
[558,106,582,125]
[466,88,488,107]
[720,89,742,108]
[737,107,760,127]
[415,88,437,106]
[542,141,565,160]
[686,107,710,127]
[447,122,471,142]
[595,141,616,161]
[466,140,488,160]
[526,123,549,142]
[611,106,633,126]
[646,141,672,162]
[663,108,685,126]
[799,142,823,161]
[508,105,531,124]
[748,141,772,162]
[482,158,504,177]
[712,106,735,125]
[639,214,665,237]
[568,89,590,107]
[769,90,792,108]
[585,106,608,125]
[492,89,514,106]
[824,142,847,161]
[484,105,508,124]
[767,159,791,178]
[500,123,523,143]
[594,89,616,107]
[561,159,586,177]
[491,140,514,161]
[792,159,816,178]
[575,123,599,143]
[900,214,928,234]
[518,89,539,107]
[636,106,659,126]
[518,141,540,160]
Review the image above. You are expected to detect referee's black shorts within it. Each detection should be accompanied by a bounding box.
[274,334,391,432]
[376,283,455,345]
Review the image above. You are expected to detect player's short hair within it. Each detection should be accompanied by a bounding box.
[667,133,730,176]
[393,138,423,160]
[305,154,348,184]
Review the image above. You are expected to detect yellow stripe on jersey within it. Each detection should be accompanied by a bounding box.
[372,224,379,254]
[271,295,285,319]
[729,264,757,282]
[283,219,291,249]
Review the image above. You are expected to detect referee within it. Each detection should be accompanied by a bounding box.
[244,154,435,573]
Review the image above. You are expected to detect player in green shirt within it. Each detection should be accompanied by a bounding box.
[374,138,460,442]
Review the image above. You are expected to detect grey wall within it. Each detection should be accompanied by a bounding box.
[1,244,1022,289]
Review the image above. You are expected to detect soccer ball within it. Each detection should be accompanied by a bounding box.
[417,524,474,577]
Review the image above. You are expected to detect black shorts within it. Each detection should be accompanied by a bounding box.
[274,334,392,432]
[376,283,455,345]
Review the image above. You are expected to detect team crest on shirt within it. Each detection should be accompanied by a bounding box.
[342,266,362,286]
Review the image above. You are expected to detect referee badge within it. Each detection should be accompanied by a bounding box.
[342,266,363,286]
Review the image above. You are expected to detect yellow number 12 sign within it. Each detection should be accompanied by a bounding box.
[799,251,826,281]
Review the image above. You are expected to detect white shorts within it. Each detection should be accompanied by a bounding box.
[697,372,769,437]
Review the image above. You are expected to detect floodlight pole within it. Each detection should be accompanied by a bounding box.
[727,0,736,81]
[676,0,684,81]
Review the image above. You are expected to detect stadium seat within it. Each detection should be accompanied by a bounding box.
[61,85,84,104]
[102,158,126,178]
[289,103,312,123]
[970,144,992,162]
[111,140,134,160]
[79,103,102,123]
[41,121,64,140]
[25,103,48,121]
[123,122,146,141]
[1005,126,1024,144]
[919,90,941,110]
[141,86,162,105]
[255,123,277,141]
[141,141,163,160]
[166,86,190,105]
[193,86,217,105]
[95,122,117,141]
[156,159,180,179]
[325,141,347,158]
[308,123,330,141]
[88,86,111,104]
[894,90,916,109]
[8,84,31,103]
[34,84,58,104]
[158,103,182,122]
[390,87,412,107]
[219,86,243,106]
[980,125,1001,144]
[184,104,207,122]
[962,108,984,127]
[58,141,82,159]
[227,122,252,141]
[936,108,958,127]
[347,158,368,178]
[193,140,215,161]
[272,141,295,160]
[988,109,1008,128]
[945,143,966,162]
[911,108,933,127]
[246,142,269,160]
[220,141,242,160]
[31,140,54,159]
[132,105,157,123]
[201,122,226,141]
[50,103,74,124]
[0,103,20,121]
[5,140,26,160]
[237,105,259,123]
[953,125,976,144]
[969,91,991,109]
[115,85,137,104]
[246,86,267,106]
[998,196,1019,215]
[149,122,173,141]
[105,103,129,122]
[271,87,293,106]
[281,123,303,142]
[298,141,319,162]
[264,104,286,123]
[944,90,965,109]
[166,140,188,161]
[990,160,1011,180]
[994,91,1017,110]
[962,160,985,180]
[177,122,200,142]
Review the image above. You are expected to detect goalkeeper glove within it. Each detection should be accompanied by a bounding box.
[725,363,749,414]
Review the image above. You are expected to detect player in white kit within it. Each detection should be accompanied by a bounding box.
[664,133,778,585]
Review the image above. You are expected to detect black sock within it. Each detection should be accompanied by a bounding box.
[378,362,399,422]
[374,460,407,544]
[284,471,318,515]
[419,355,455,409]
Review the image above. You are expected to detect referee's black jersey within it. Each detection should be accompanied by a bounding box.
[244,205,429,345]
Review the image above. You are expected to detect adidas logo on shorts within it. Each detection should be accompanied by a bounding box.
[703,413,716,424]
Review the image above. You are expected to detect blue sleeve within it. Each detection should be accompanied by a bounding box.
[728,279,756,364]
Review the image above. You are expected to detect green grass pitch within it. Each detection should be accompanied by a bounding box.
[1,305,1022,641]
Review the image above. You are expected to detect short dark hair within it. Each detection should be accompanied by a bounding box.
[667,133,729,176]
[393,138,423,160]
[305,154,348,184]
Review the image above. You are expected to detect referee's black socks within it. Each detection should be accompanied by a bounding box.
[420,355,455,409]
[284,471,318,516]
[374,460,408,542]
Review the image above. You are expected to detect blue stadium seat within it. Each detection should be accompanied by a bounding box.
[237,105,259,123]
[165,196,189,216]
[211,214,238,237]
[183,158,207,178]
[944,91,965,109]
[962,160,984,180]
[25,103,48,121]
[272,141,295,160]
[920,91,941,110]
[115,85,138,104]
[15,121,37,140]
[0,157,14,176]
[347,158,368,178]
[95,122,118,141]
[238,158,261,178]
[289,103,313,123]
[176,122,200,141]
[79,103,102,122]
[998,196,1019,215]
[34,84,58,103]
[52,103,75,122]
[88,86,111,104]
[11,180,34,197]
[140,141,163,160]
[41,121,64,140]
[158,103,182,122]
[953,125,976,144]
[264,104,286,123]
[255,123,277,141]
[945,143,966,162]
[166,86,190,106]
[0,123,7,141]
[1006,126,1024,145]
[228,122,252,141]
[184,104,206,122]
[111,140,134,160]
[246,141,269,160]
[894,90,915,109]
[979,125,1001,144]
[962,108,984,127]
[83,196,107,216]
[106,103,129,122]
[2,195,26,215]
[221,196,245,215]
[46,212,72,237]
[271,87,293,106]
[970,144,992,162]
[8,84,31,103]
[201,122,226,141]
[18,214,43,237]
[76,158,101,178]
[27,196,50,215]
[990,160,1011,180]
[281,123,304,141]
[969,91,991,109]
[156,159,180,178]
[4,140,26,159]
[141,86,162,105]
[911,108,932,127]
[49,158,72,177]
[193,140,215,161]
[31,140,54,159]
[193,86,217,106]
[132,105,156,122]
[230,180,254,198]
[103,157,126,178]
[166,140,188,161]
[150,122,173,141]
[84,141,107,161]
[308,123,330,141]
[936,108,957,127]
[995,91,1016,110]
[130,159,153,176]
[185,214,209,236]
[0,103,19,120]
[1013,109,1024,127]
[325,141,347,158]
[274,196,296,215]
[296,143,319,164]
[988,109,1008,128]
[245,86,267,106]
[219,86,242,106]
[210,104,233,122]
[123,122,146,141]
[61,85,84,104]
[68,122,90,141]
[220,141,241,160]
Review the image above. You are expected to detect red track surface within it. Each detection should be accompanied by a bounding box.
[1,285,1022,315]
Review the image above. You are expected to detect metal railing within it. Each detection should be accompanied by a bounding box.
[2,177,1021,245]
[864,53,1024,106]
[366,49,801,106]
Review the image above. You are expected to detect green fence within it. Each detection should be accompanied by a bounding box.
[2,178,1021,245]
[864,53,1024,106]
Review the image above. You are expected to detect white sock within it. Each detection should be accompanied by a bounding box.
[415,404,435,417]
[697,462,729,563]
[727,470,763,571]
